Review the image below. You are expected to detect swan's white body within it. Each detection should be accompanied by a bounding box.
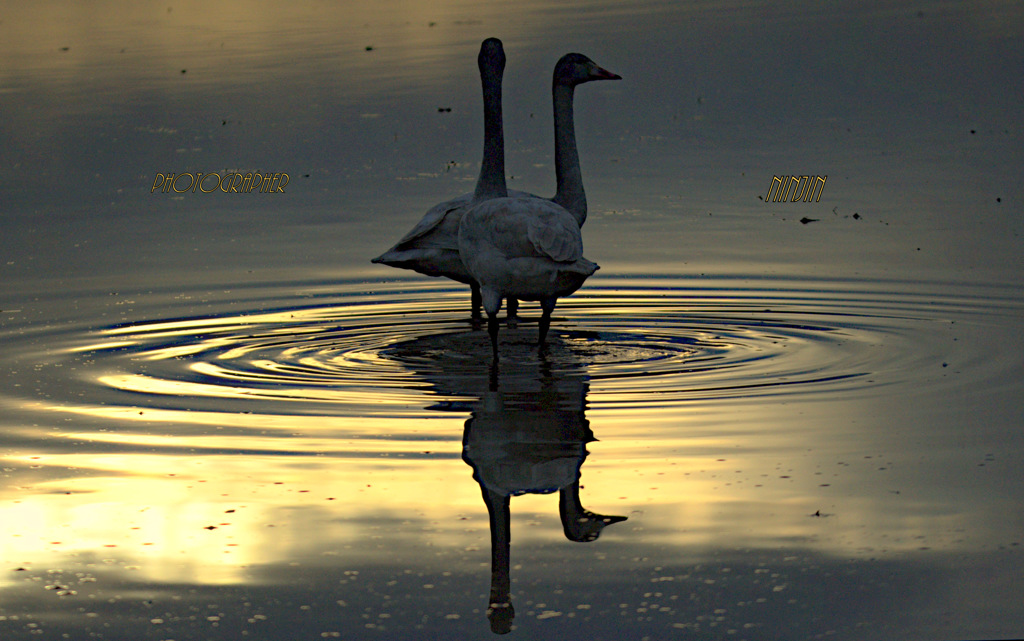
[460,197,597,304]
[458,195,598,355]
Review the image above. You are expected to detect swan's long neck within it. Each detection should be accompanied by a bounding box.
[484,487,511,607]
[474,69,507,201]
[552,82,586,226]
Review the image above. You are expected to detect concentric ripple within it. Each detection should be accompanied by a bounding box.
[8,274,1019,429]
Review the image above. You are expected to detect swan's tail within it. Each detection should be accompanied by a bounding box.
[557,257,599,278]
[548,258,598,293]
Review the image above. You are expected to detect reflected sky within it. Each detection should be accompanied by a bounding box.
[2,0,1024,639]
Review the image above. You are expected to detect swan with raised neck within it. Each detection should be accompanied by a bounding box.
[371,38,512,316]
[549,53,621,227]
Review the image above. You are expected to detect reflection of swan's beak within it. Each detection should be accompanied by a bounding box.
[564,511,628,543]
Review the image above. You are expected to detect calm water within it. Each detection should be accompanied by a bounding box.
[2,1,1023,640]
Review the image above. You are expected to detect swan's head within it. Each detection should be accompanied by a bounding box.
[563,511,628,542]
[478,37,506,80]
[552,53,621,88]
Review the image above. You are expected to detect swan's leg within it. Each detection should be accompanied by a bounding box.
[538,298,557,347]
[506,297,519,323]
[481,288,503,360]
[470,284,483,319]
[488,315,499,360]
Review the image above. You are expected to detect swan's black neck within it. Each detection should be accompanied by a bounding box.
[474,69,508,201]
[482,486,513,633]
[552,82,586,226]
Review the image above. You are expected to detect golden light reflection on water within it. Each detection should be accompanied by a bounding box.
[96,372,386,403]
[0,280,1012,601]
[0,274,1018,640]
[1,450,492,587]
[1,399,989,596]
[35,404,431,432]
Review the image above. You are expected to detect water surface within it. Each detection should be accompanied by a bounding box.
[2,1,1023,639]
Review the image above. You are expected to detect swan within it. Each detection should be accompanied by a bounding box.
[547,53,621,227]
[458,195,599,358]
[457,52,619,357]
[371,38,518,317]
[372,46,619,319]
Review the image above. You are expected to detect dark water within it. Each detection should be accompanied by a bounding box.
[2,1,1023,639]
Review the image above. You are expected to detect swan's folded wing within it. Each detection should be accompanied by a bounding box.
[394,193,472,246]
[526,214,583,263]
[384,188,538,252]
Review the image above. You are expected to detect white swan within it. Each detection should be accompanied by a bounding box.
[371,38,518,317]
[372,46,619,319]
[457,52,619,357]
[458,195,599,357]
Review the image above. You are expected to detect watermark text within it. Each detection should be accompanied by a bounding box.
[151,172,290,194]
[765,175,826,203]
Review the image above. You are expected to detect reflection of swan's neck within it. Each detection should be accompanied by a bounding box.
[474,69,508,201]
[552,83,585,226]
[483,488,514,633]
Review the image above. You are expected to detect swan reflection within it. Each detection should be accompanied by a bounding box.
[385,327,627,634]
